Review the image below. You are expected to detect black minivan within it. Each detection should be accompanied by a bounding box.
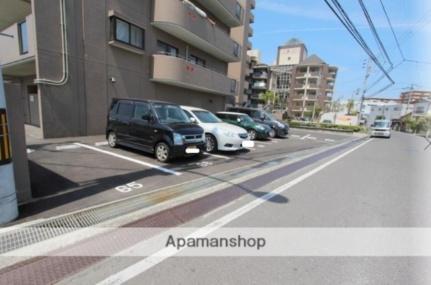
[227,107,289,138]
[106,99,205,162]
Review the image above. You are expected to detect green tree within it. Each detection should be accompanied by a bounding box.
[313,107,322,121]
[259,91,277,106]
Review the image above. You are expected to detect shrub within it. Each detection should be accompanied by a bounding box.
[287,120,363,132]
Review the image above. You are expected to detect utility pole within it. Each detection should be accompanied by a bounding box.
[358,58,372,124]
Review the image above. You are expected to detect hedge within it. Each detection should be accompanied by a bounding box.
[288,120,364,132]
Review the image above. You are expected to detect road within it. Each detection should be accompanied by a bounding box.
[63,132,431,285]
[1,131,430,284]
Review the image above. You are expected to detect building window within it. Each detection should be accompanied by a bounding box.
[18,21,29,54]
[235,3,242,20]
[157,41,179,57]
[188,54,206,67]
[111,17,145,49]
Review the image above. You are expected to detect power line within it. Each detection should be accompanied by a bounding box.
[404,59,431,65]
[323,0,395,85]
[378,0,405,60]
[358,0,393,67]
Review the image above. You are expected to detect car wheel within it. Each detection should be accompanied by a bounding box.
[155,142,170,162]
[248,130,257,140]
[108,131,118,148]
[205,134,217,153]
[269,129,276,138]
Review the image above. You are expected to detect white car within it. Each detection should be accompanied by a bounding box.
[181,106,254,152]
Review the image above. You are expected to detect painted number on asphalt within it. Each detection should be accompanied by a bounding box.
[115,182,143,193]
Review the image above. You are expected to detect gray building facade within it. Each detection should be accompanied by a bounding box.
[1,0,254,139]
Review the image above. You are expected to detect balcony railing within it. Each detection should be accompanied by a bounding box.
[252,83,267,89]
[153,0,241,62]
[151,54,237,96]
[252,72,268,79]
[193,0,243,27]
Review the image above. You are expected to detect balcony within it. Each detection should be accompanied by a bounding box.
[295,73,307,78]
[252,82,267,90]
[250,0,256,9]
[0,0,31,31]
[252,72,268,79]
[152,0,241,62]
[249,13,255,23]
[248,26,254,37]
[151,54,237,96]
[193,0,243,27]
[246,39,252,50]
[0,13,36,77]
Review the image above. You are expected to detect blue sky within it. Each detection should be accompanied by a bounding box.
[252,0,431,101]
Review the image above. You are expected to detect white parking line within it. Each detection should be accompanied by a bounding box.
[308,136,317,140]
[325,139,336,143]
[55,144,81,151]
[257,145,265,148]
[96,139,373,285]
[74,143,181,176]
[204,153,230,160]
[300,134,311,140]
[95,141,109,147]
[290,135,300,138]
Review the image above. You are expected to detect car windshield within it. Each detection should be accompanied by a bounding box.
[263,111,277,121]
[241,115,254,124]
[192,110,221,123]
[153,103,190,124]
[374,121,390,128]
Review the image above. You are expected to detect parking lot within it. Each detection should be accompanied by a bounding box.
[19,128,358,222]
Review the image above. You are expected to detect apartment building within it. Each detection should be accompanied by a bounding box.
[400,90,431,104]
[270,39,337,119]
[0,0,253,139]
[228,0,255,106]
[290,55,337,118]
[249,63,270,106]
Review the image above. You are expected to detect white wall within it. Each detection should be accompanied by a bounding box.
[0,13,35,65]
[278,46,302,65]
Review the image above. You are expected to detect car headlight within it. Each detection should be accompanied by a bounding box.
[256,125,265,131]
[173,133,184,145]
[276,121,284,128]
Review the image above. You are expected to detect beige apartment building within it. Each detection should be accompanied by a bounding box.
[400,90,431,104]
[0,0,254,203]
[0,0,254,139]
[271,39,337,118]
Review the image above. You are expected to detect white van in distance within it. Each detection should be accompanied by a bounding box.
[370,120,391,138]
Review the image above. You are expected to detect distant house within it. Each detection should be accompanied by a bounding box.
[412,99,431,117]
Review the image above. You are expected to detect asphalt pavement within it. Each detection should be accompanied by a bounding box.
[57,131,431,285]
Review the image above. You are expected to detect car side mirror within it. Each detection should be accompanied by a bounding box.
[190,117,197,124]
[260,115,266,120]
[142,114,155,123]
[237,118,242,123]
